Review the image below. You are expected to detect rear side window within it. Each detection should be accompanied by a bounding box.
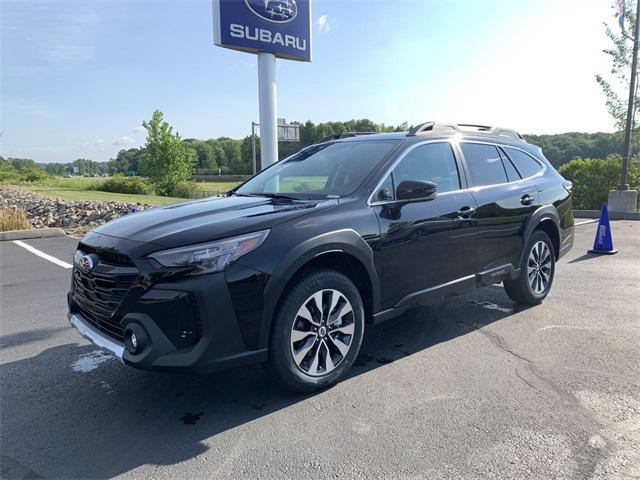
[499,148,521,182]
[460,143,507,186]
[503,147,544,178]
[392,143,461,194]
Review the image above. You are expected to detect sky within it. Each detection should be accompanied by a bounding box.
[0,0,622,163]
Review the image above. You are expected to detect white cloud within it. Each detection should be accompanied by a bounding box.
[78,139,104,154]
[132,126,146,134]
[317,14,333,33]
[113,136,135,146]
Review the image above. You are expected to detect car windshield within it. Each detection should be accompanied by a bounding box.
[235,140,398,199]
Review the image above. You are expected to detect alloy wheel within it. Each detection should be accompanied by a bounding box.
[289,289,355,377]
[527,241,552,294]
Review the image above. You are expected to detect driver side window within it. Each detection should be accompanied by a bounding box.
[373,142,461,201]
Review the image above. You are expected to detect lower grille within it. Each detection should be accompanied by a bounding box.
[72,253,138,341]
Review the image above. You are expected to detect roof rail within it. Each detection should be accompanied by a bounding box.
[457,123,492,131]
[488,127,523,140]
[315,131,378,144]
[407,122,435,136]
[407,122,523,140]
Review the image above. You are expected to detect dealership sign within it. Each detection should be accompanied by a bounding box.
[213,0,312,62]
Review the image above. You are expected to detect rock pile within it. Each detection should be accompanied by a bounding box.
[0,187,151,231]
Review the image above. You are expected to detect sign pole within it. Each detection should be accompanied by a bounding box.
[258,52,278,169]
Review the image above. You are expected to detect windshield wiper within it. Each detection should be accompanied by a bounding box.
[248,193,300,200]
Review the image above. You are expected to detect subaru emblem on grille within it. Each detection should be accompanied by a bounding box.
[78,254,94,274]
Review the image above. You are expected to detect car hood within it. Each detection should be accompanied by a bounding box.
[91,196,334,248]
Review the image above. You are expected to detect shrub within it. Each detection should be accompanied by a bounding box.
[166,181,197,198]
[17,167,49,182]
[558,155,639,210]
[92,176,151,195]
[0,208,30,231]
[0,160,19,183]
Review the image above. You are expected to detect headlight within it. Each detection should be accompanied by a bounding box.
[148,230,269,274]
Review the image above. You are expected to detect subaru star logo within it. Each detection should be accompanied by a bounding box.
[245,0,298,23]
[78,254,94,274]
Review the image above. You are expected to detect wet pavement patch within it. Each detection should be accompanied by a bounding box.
[375,357,394,365]
[180,412,204,425]
[70,350,115,373]
[354,354,374,367]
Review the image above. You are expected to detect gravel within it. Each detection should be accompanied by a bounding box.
[0,187,151,233]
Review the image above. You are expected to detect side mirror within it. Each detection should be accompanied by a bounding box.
[396,180,438,202]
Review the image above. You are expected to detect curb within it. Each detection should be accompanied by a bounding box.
[0,228,67,241]
[573,210,640,221]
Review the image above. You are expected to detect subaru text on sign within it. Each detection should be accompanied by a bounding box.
[213,0,312,62]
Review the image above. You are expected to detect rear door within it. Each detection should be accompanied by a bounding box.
[371,141,478,308]
[458,142,539,273]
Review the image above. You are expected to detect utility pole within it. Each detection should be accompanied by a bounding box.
[610,0,640,213]
[251,122,257,176]
[620,0,640,190]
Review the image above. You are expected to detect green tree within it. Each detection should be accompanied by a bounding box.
[112,148,145,175]
[139,110,194,195]
[523,131,632,167]
[45,163,66,175]
[240,136,260,173]
[183,139,218,172]
[8,158,37,170]
[595,0,639,130]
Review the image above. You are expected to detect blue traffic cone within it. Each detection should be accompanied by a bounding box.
[588,204,618,255]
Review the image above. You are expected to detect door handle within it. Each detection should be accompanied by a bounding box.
[457,206,476,218]
[520,194,534,206]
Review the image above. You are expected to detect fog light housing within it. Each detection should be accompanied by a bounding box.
[123,324,148,355]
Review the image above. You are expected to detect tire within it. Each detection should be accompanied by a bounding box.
[268,269,365,393]
[504,230,556,305]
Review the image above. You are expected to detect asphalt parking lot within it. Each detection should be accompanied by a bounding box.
[1,221,638,480]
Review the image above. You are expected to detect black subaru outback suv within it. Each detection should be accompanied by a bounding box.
[68,122,574,392]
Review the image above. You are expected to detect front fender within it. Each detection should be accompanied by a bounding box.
[257,229,380,349]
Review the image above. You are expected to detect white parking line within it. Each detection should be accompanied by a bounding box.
[12,240,73,269]
[575,219,599,226]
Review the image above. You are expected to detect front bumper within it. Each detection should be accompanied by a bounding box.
[68,264,269,374]
[69,313,125,361]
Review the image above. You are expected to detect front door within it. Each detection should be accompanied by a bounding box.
[371,142,478,309]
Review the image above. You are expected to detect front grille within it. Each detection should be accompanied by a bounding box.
[72,252,138,341]
[78,243,135,267]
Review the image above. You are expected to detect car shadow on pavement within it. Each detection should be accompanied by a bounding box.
[0,287,518,479]
[0,326,68,349]
[567,253,600,264]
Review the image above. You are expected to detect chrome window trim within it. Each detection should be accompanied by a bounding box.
[499,144,547,181]
[457,140,547,189]
[367,139,464,206]
[445,141,548,194]
[367,138,547,207]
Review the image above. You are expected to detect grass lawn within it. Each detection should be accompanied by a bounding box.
[193,181,242,194]
[11,184,183,205]
[193,177,327,194]
[5,176,242,204]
